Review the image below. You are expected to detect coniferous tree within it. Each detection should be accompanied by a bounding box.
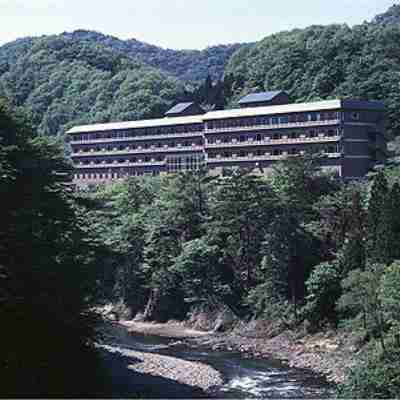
[367,171,389,262]
[388,182,400,261]
[342,190,366,274]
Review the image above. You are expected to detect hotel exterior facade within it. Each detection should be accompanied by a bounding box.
[67,92,387,185]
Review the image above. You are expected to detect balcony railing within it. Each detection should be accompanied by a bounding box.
[207,152,342,164]
[205,119,341,134]
[75,160,166,169]
[72,145,204,157]
[205,135,341,149]
[69,131,203,144]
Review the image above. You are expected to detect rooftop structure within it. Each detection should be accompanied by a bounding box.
[165,102,205,117]
[67,92,387,186]
[238,90,290,108]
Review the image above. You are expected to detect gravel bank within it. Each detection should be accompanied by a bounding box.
[98,343,223,391]
[122,320,353,384]
[191,330,353,383]
[120,320,212,338]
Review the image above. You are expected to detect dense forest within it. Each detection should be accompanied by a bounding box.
[75,153,400,398]
[0,36,189,135]
[60,30,243,82]
[2,3,400,398]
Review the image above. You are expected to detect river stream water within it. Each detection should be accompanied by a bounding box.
[100,323,334,398]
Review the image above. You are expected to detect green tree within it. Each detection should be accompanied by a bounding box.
[0,100,102,397]
[337,263,388,352]
[380,261,400,345]
[303,260,342,329]
[341,190,366,274]
[172,238,235,307]
[208,169,277,291]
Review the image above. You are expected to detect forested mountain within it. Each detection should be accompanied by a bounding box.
[61,30,242,82]
[0,35,188,135]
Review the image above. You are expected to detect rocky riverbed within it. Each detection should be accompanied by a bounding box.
[100,321,333,398]
[121,319,354,384]
[99,342,223,391]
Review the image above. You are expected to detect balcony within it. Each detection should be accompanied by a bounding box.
[72,145,204,157]
[75,160,166,169]
[207,152,342,164]
[205,135,341,149]
[69,131,203,144]
[205,119,341,134]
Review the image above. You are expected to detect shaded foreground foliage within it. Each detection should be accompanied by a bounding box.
[0,101,106,397]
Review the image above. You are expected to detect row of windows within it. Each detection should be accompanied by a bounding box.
[206,111,341,130]
[206,128,340,144]
[78,155,166,165]
[72,124,202,142]
[75,170,161,180]
[166,155,205,172]
[208,144,341,159]
[74,140,202,153]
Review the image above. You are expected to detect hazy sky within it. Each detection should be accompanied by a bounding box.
[1,0,399,49]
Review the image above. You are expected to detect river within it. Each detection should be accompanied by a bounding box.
[99,323,334,398]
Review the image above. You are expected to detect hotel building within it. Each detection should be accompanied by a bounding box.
[67,91,387,185]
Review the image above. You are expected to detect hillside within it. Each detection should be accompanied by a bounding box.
[225,21,400,138]
[0,35,188,135]
[55,30,241,82]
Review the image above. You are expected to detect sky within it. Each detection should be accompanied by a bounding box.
[1,0,399,49]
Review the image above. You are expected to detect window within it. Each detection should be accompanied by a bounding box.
[256,134,262,142]
[308,112,320,122]
[327,129,335,137]
[273,149,282,156]
[273,133,281,140]
[327,146,336,154]
[279,116,289,124]
[351,112,360,120]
